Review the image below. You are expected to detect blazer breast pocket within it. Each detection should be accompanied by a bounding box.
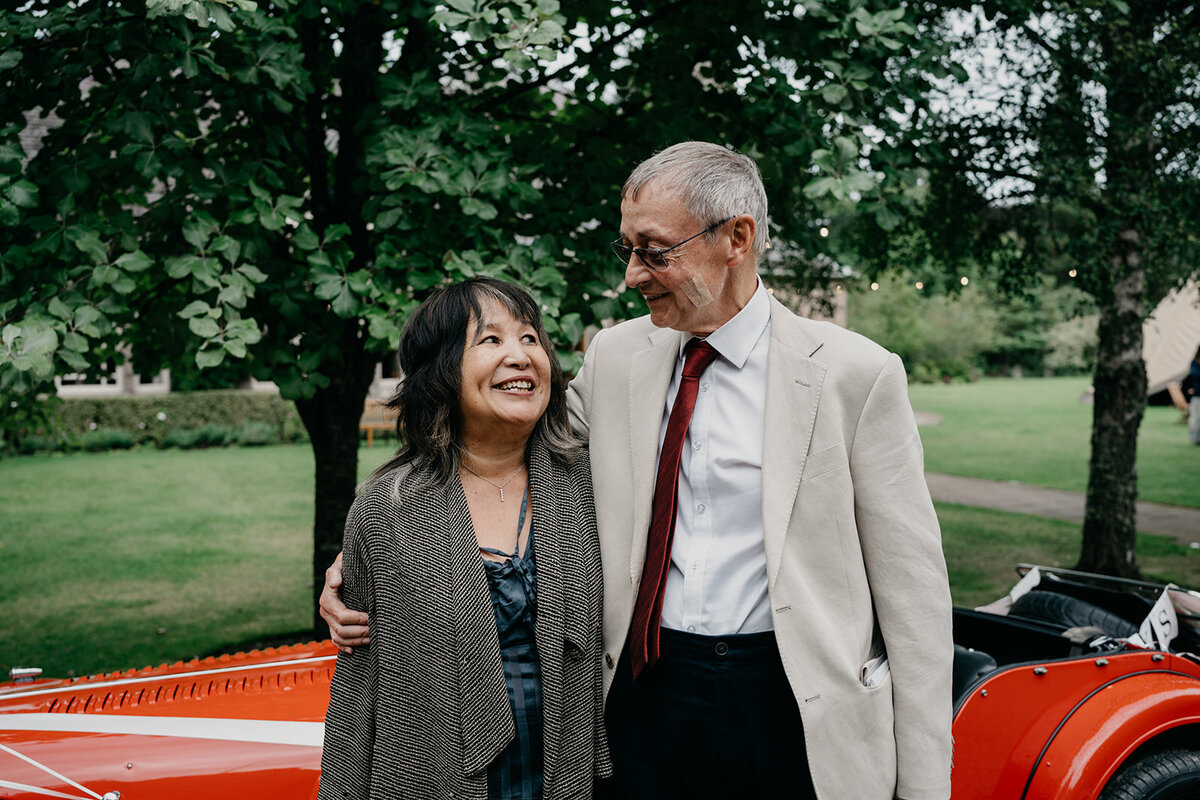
[800,440,849,483]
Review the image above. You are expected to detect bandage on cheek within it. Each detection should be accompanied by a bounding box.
[679,273,715,308]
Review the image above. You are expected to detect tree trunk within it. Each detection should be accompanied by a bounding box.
[1076,267,1145,577]
[1075,12,1155,578]
[293,0,389,635]
[295,334,377,635]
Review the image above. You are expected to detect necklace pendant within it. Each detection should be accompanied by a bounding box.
[499,488,504,502]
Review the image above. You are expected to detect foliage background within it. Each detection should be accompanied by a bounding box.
[1,0,958,627]
[846,275,1100,382]
[2,0,1197,607]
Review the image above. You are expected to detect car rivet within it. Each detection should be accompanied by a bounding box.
[1095,658,1109,666]
[981,689,988,697]
[125,763,133,770]
[1033,666,1048,675]
[1151,653,1165,662]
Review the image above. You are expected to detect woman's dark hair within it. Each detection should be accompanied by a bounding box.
[364,277,578,489]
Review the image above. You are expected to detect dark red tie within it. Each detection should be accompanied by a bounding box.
[629,338,720,680]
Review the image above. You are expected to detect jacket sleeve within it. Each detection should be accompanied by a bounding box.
[567,327,604,440]
[849,354,954,800]
[318,499,377,800]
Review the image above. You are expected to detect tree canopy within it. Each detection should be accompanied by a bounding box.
[5,0,1196,597]
[1,0,949,629]
[834,0,1200,576]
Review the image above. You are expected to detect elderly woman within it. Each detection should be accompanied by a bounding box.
[318,278,610,800]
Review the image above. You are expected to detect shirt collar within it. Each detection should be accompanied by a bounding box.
[680,279,770,369]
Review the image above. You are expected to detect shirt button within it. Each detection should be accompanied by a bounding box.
[693,440,702,451]
[697,503,706,514]
[605,653,615,669]
[690,560,700,572]
[687,625,696,633]
[700,382,709,391]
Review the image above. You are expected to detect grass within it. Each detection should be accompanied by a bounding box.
[909,376,1200,508]
[0,444,393,679]
[936,503,1200,609]
[2,381,1196,678]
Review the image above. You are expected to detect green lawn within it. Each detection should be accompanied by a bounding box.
[910,376,1200,508]
[0,444,392,679]
[936,503,1200,609]
[2,387,1197,679]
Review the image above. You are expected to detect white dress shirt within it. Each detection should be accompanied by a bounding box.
[659,280,772,635]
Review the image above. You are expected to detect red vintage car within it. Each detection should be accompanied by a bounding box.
[2,565,1199,800]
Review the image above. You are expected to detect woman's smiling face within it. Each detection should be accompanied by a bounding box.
[457,297,552,444]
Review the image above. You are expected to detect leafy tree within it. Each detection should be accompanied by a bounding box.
[841,1,1200,577]
[847,273,1001,382]
[1,0,950,632]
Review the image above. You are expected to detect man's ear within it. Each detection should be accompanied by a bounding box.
[726,214,756,267]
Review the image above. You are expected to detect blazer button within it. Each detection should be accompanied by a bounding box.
[605,653,615,669]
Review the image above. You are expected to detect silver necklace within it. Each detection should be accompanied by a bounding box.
[460,461,524,502]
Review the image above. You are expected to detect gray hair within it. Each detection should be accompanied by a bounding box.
[622,141,770,262]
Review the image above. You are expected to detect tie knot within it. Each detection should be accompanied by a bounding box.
[682,339,719,379]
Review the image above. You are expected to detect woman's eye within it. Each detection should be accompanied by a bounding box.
[522,334,538,344]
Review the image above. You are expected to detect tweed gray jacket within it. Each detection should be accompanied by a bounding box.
[318,441,611,800]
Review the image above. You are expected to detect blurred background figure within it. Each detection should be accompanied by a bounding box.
[1185,345,1200,445]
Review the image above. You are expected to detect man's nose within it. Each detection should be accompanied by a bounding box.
[624,253,650,288]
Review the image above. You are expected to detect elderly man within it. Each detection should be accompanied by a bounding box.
[323,141,953,799]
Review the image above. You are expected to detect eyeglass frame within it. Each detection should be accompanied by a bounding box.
[610,217,733,272]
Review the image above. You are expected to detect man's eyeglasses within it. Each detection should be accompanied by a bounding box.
[610,217,732,271]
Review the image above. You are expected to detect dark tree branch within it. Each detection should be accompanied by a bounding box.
[1020,20,1063,61]
[298,2,333,230]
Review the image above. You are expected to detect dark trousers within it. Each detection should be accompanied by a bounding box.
[599,629,818,800]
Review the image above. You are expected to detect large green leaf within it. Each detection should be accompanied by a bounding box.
[5,180,39,209]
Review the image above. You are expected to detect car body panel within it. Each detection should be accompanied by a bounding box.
[1024,666,1200,799]
[0,642,333,800]
[950,650,1200,799]
[4,568,1200,799]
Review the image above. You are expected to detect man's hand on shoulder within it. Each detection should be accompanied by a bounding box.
[320,551,370,653]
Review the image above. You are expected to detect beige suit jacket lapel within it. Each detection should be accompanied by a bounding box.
[761,297,827,587]
[626,325,685,584]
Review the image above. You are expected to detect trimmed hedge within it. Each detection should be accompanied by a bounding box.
[44,390,309,450]
[4,391,315,456]
[78,429,137,452]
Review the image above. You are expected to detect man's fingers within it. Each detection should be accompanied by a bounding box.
[320,549,365,651]
[335,609,369,626]
[318,599,368,627]
[330,625,370,649]
[324,559,344,589]
[319,586,367,624]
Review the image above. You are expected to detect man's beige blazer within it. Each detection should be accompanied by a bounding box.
[566,295,954,800]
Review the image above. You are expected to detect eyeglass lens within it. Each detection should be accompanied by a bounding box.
[610,217,730,271]
[611,241,669,270]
